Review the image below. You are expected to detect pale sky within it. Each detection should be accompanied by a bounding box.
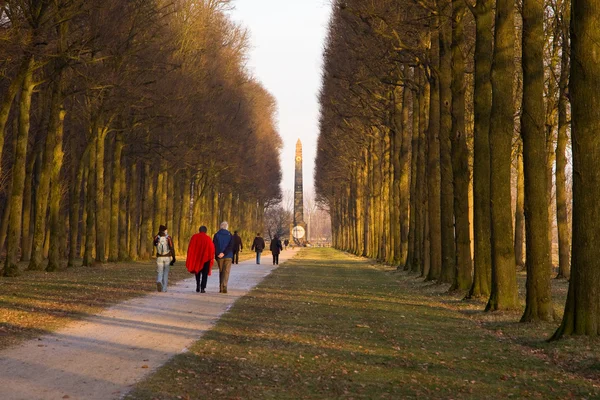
[228,0,332,196]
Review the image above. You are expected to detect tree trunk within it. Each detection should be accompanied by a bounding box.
[391,90,402,264]
[172,172,182,254]
[28,79,63,271]
[0,121,18,256]
[362,150,370,257]
[450,0,473,292]
[153,169,165,238]
[166,172,174,242]
[438,0,456,285]
[520,0,554,321]
[46,108,66,272]
[80,163,89,259]
[128,162,140,260]
[0,58,30,181]
[551,0,600,338]
[555,0,571,280]
[4,57,35,277]
[468,0,493,299]
[108,133,123,262]
[83,138,96,267]
[486,0,519,311]
[143,165,155,258]
[514,143,525,268]
[68,147,87,268]
[95,127,108,263]
[20,148,37,262]
[399,76,411,266]
[405,82,420,271]
[414,73,429,275]
[426,30,443,282]
[179,171,191,249]
[118,150,128,261]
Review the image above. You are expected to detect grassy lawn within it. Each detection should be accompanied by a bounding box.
[0,252,255,350]
[126,248,600,399]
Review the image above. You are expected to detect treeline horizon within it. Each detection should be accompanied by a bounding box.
[0,0,282,276]
[315,0,600,339]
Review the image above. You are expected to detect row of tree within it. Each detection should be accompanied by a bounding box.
[315,0,599,338]
[0,0,282,276]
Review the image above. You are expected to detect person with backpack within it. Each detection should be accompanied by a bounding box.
[232,231,243,264]
[270,235,284,265]
[251,233,266,264]
[186,226,215,293]
[213,221,234,294]
[153,225,176,292]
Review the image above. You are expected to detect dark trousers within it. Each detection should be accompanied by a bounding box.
[233,250,240,264]
[195,261,210,291]
[273,253,279,265]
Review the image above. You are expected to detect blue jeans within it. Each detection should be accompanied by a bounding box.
[156,257,171,292]
[256,251,262,264]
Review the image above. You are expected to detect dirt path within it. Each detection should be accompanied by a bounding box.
[0,248,299,400]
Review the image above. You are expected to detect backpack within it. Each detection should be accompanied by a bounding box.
[156,235,171,256]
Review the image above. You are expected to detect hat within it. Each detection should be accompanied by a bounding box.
[159,225,167,232]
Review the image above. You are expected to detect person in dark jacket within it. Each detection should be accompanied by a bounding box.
[213,221,234,293]
[270,235,284,265]
[283,239,290,250]
[251,233,266,264]
[232,231,243,264]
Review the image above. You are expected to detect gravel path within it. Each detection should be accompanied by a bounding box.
[0,248,299,400]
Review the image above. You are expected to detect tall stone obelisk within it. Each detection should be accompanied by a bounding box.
[292,139,307,245]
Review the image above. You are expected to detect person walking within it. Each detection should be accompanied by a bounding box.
[153,225,176,292]
[270,235,283,265]
[284,239,290,250]
[251,233,266,264]
[186,226,215,293]
[232,231,243,264]
[213,221,234,293]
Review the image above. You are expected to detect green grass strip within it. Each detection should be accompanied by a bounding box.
[127,248,598,399]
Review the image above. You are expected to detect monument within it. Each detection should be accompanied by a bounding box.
[292,139,308,246]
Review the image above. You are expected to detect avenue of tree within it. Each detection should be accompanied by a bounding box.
[0,0,282,276]
[315,0,599,338]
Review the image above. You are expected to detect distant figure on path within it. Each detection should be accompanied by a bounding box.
[186,226,215,293]
[153,225,176,292]
[213,221,234,293]
[284,239,290,250]
[232,231,243,264]
[251,233,266,264]
[270,235,283,265]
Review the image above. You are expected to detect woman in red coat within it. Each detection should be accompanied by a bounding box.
[186,226,215,293]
